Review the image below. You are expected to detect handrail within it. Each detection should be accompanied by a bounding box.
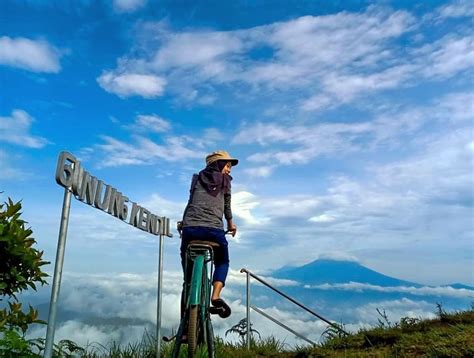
[240,268,349,335]
[250,305,317,346]
[240,268,349,341]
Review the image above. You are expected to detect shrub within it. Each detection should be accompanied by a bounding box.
[0,196,50,355]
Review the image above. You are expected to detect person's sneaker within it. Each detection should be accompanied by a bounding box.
[209,306,225,315]
[211,298,231,318]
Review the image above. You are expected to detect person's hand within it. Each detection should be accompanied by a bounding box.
[177,221,183,237]
[227,222,237,237]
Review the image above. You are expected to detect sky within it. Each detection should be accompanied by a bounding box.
[1,0,473,347]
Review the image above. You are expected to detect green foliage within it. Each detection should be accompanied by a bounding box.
[0,328,39,357]
[375,307,394,329]
[0,197,49,299]
[55,339,87,356]
[321,321,347,342]
[436,302,449,322]
[0,301,46,334]
[0,196,50,355]
[225,317,261,346]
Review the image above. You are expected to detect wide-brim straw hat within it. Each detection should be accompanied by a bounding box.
[206,150,239,166]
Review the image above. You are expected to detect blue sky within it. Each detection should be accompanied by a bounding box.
[1,0,473,295]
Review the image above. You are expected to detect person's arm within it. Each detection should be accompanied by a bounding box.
[179,174,198,237]
[224,193,237,236]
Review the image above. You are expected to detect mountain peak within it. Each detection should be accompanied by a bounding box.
[273,258,419,287]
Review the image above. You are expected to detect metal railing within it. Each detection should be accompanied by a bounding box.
[240,268,349,350]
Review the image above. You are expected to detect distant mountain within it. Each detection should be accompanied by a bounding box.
[444,283,474,290]
[273,259,420,287]
[264,259,473,322]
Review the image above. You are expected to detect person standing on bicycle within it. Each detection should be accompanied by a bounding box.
[179,150,238,319]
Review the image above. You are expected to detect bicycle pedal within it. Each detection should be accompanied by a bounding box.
[162,335,176,342]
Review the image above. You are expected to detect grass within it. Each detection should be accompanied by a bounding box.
[80,335,288,358]
[27,305,474,357]
[302,306,474,358]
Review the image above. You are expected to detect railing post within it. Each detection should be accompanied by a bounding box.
[156,233,164,358]
[245,270,250,350]
[44,188,72,358]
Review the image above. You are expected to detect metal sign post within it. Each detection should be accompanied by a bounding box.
[44,187,72,358]
[45,151,172,358]
[156,233,164,358]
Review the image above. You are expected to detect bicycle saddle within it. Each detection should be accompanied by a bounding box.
[188,240,220,247]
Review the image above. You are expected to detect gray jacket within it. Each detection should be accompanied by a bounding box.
[182,175,232,230]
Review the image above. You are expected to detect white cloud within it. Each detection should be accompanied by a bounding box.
[417,34,474,79]
[303,64,416,110]
[374,127,473,207]
[141,193,186,220]
[0,109,49,148]
[317,252,359,262]
[308,282,474,299]
[435,0,474,19]
[263,196,322,221]
[97,72,166,98]
[355,298,437,325]
[24,270,327,347]
[28,321,125,348]
[0,36,61,73]
[152,31,244,71]
[226,268,299,288]
[96,134,204,167]
[96,136,148,166]
[113,0,146,13]
[309,214,337,223]
[242,165,276,178]
[100,6,474,110]
[234,91,472,168]
[134,114,172,133]
[232,191,270,226]
[234,120,380,166]
[60,272,181,323]
[99,8,420,107]
[434,92,474,122]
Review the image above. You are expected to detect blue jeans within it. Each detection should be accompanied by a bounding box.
[180,226,229,286]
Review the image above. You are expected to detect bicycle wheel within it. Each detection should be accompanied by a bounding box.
[187,305,200,357]
[206,317,215,358]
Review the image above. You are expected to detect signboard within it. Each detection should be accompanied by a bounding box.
[55,151,171,237]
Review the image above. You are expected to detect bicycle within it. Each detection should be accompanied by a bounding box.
[168,223,231,357]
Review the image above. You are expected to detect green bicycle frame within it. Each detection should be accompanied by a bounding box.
[189,255,205,305]
[173,245,215,358]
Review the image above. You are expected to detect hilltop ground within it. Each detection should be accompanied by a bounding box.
[74,305,474,357]
[203,306,474,358]
[3,305,472,356]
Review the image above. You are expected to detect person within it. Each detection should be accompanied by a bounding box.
[179,150,238,319]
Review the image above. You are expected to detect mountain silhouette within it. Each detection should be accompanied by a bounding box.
[273,259,420,287]
[444,283,474,290]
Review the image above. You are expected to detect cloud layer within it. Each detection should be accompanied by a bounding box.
[0,36,61,73]
[24,270,471,349]
[98,5,473,113]
[0,110,49,148]
[97,72,166,98]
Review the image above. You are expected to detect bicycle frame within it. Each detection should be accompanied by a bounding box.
[172,244,215,358]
